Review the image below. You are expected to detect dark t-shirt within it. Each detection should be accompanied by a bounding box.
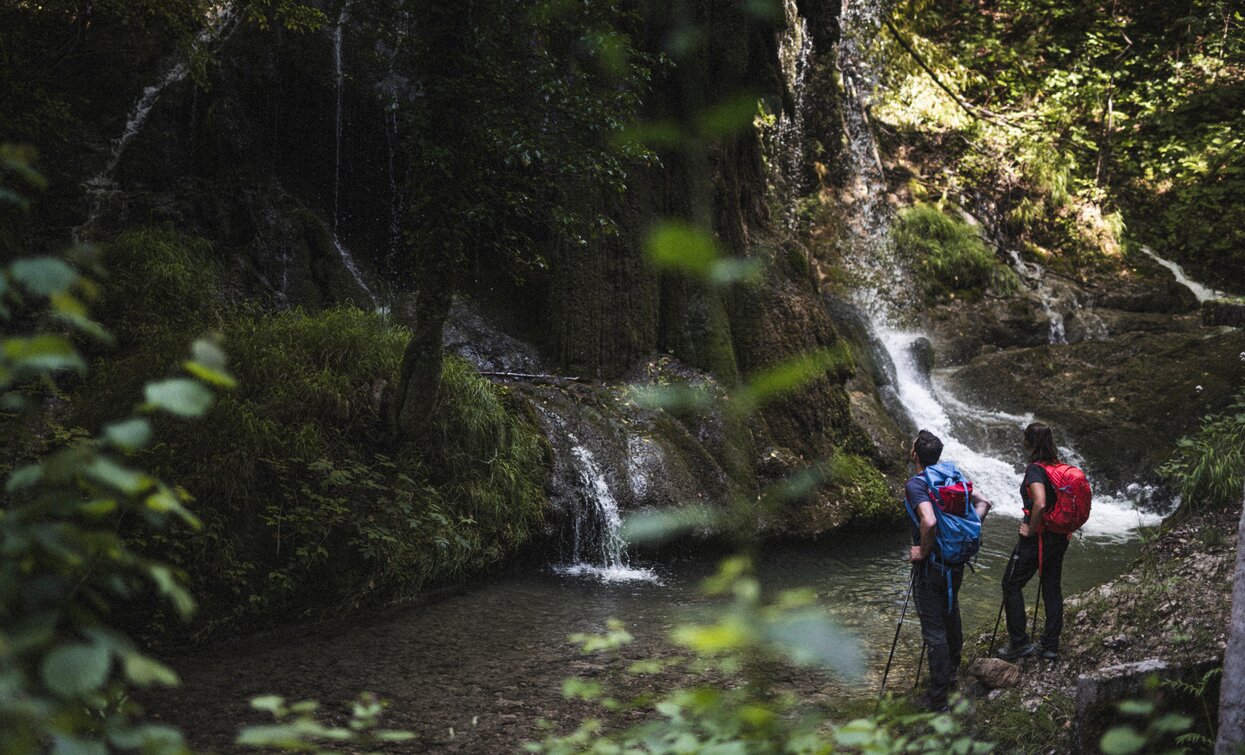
[1020,462,1057,524]
[904,477,933,547]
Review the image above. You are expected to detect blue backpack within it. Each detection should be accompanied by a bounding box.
[903,461,981,610]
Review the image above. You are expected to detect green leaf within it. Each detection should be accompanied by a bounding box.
[4,335,86,374]
[9,257,76,296]
[1151,713,1193,734]
[122,653,180,687]
[646,222,719,277]
[562,678,603,700]
[50,736,107,755]
[84,457,152,495]
[763,610,864,678]
[737,348,847,412]
[41,643,111,698]
[107,725,185,751]
[375,730,418,742]
[103,419,151,452]
[149,565,196,619]
[1100,727,1147,755]
[250,695,287,714]
[628,384,714,411]
[1117,699,1155,716]
[6,463,43,491]
[697,94,760,139]
[144,378,214,417]
[621,506,718,546]
[183,360,237,389]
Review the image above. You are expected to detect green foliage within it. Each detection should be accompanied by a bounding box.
[1097,670,1221,754]
[236,693,415,751]
[892,204,1018,300]
[76,305,549,632]
[94,228,221,331]
[1,149,229,752]
[1158,388,1245,512]
[828,451,893,522]
[878,0,1245,285]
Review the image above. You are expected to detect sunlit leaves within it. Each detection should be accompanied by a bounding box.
[144,378,215,418]
[645,221,762,285]
[237,693,416,749]
[103,419,152,453]
[621,506,718,546]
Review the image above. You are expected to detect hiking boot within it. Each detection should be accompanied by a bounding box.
[1037,645,1059,661]
[996,642,1036,661]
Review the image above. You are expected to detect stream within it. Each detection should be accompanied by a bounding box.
[153,514,1144,752]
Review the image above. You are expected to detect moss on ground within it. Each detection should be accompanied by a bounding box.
[891,204,1019,301]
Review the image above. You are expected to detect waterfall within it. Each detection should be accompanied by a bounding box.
[835,0,1160,539]
[553,435,658,583]
[1141,246,1224,303]
[329,0,379,308]
[773,0,814,229]
[77,5,238,240]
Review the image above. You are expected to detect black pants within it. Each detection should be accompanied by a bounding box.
[913,561,964,709]
[1001,532,1070,651]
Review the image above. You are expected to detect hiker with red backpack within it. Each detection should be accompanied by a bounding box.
[997,421,1092,662]
[903,430,994,711]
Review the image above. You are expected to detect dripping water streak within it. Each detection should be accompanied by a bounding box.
[329,0,378,308]
[77,6,237,240]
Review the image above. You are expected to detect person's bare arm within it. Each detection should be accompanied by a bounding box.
[1020,482,1046,536]
[909,500,937,562]
[971,490,992,522]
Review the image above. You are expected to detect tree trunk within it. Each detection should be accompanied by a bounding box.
[389,279,453,443]
[1218,482,1245,753]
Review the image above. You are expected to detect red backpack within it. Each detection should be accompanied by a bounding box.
[1037,462,1092,535]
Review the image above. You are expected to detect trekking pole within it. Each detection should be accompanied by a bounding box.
[914,640,927,689]
[1030,537,1045,641]
[988,599,1005,654]
[876,566,918,708]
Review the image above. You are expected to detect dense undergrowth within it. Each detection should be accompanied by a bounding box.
[26,227,550,638]
[891,203,1020,300]
[871,0,1245,289]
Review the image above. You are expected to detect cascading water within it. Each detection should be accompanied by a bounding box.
[329,0,379,308]
[773,0,814,230]
[1141,245,1225,303]
[835,0,1160,538]
[77,5,238,240]
[534,405,657,583]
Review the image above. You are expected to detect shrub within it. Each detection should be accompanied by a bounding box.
[892,204,1017,299]
[1159,388,1245,513]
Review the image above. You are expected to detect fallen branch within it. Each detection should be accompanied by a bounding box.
[881,18,1015,129]
[477,370,588,384]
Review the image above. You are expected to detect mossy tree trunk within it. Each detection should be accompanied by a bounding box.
[388,0,470,443]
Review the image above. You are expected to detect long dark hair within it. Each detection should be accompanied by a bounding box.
[1024,422,1059,464]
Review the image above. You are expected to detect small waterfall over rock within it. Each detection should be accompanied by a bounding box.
[834,0,1160,537]
[536,405,658,584]
[329,0,379,308]
[77,5,238,240]
[1005,250,1109,344]
[1141,246,1225,303]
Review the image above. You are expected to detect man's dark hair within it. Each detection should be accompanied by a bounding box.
[914,429,943,467]
[1024,422,1059,463]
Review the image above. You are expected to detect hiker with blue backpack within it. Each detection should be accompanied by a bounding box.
[903,429,993,711]
[996,421,1092,662]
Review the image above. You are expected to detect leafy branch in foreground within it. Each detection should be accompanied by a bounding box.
[1,146,233,753]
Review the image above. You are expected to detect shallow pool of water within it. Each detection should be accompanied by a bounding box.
[152,513,1144,752]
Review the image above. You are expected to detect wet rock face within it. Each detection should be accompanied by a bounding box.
[945,327,1245,486]
[925,295,1050,366]
[1203,298,1245,328]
